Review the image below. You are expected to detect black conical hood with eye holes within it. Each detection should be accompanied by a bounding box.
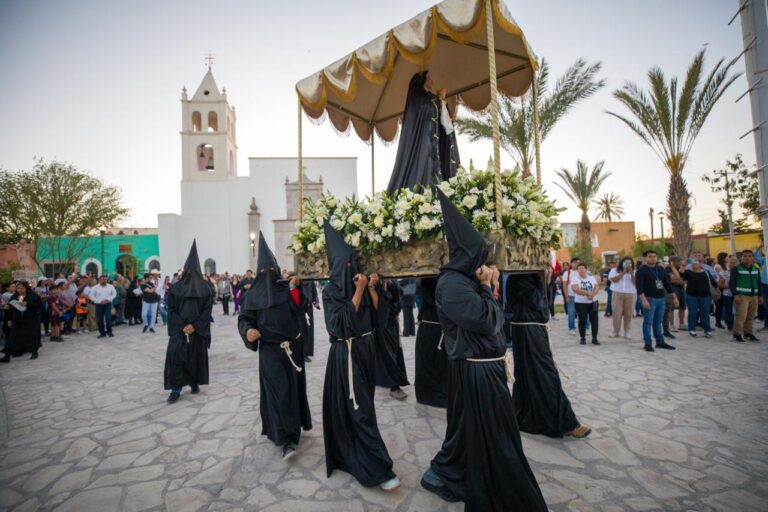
[169,240,213,298]
[323,221,367,303]
[437,188,488,277]
[241,232,289,310]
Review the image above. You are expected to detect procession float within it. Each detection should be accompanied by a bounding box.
[291,0,559,278]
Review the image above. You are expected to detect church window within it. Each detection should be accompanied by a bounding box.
[85,261,99,277]
[197,143,214,172]
[208,111,218,132]
[192,111,202,132]
[204,258,216,275]
[229,150,234,174]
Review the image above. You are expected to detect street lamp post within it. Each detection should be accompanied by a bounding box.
[99,227,107,277]
[658,212,665,243]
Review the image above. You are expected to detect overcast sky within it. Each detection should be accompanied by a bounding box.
[0,0,756,236]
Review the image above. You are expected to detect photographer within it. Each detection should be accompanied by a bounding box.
[608,257,636,339]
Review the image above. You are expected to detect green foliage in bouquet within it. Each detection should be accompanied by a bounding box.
[291,161,562,255]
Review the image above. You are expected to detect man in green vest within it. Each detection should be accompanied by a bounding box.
[729,250,762,343]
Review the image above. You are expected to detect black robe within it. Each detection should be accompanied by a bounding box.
[322,288,395,487]
[386,74,459,195]
[163,293,212,390]
[2,292,42,357]
[300,281,318,358]
[125,280,143,323]
[506,273,579,438]
[373,282,409,388]
[414,278,448,408]
[432,270,547,512]
[238,293,312,446]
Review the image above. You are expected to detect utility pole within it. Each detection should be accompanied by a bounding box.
[714,168,738,254]
[649,207,655,240]
[738,1,768,259]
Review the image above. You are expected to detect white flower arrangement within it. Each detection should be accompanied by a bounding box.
[290,161,562,255]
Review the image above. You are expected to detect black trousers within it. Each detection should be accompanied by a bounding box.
[402,307,415,336]
[221,296,230,315]
[575,302,599,340]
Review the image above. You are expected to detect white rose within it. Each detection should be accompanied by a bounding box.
[292,241,303,252]
[418,202,433,214]
[373,215,385,228]
[382,225,394,237]
[331,218,344,230]
[308,242,317,253]
[462,195,478,209]
[395,221,411,243]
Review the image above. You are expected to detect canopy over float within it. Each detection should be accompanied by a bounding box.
[293,0,549,277]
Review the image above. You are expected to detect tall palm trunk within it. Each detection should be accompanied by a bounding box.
[580,210,592,245]
[667,172,692,256]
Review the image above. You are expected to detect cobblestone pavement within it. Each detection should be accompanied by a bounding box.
[1,308,767,512]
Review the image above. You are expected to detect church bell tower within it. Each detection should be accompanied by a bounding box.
[180,62,238,181]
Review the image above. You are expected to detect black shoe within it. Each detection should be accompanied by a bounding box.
[420,469,460,503]
[149,328,155,333]
[592,339,601,345]
[733,334,745,343]
[282,443,296,461]
[30,353,38,360]
[142,326,148,333]
[580,338,586,345]
[744,333,760,342]
[97,334,106,339]
[644,345,655,352]
[167,392,180,404]
[304,356,312,363]
[656,342,676,350]
[715,323,724,329]
[190,384,200,394]
[0,354,10,363]
[107,333,114,338]
[663,331,676,339]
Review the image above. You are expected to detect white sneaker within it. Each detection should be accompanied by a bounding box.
[608,333,619,338]
[623,334,632,340]
[380,477,401,491]
[569,329,577,336]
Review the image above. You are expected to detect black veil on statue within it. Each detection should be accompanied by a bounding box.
[505,272,580,438]
[385,71,460,195]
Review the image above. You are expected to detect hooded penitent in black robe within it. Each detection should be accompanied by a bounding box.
[385,71,460,195]
[300,281,318,358]
[373,281,409,388]
[238,232,312,447]
[3,290,42,357]
[414,277,448,408]
[125,278,143,324]
[427,190,547,512]
[164,241,213,390]
[506,273,580,438]
[321,221,395,487]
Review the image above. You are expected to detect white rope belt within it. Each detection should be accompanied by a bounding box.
[334,331,373,411]
[466,352,515,383]
[419,320,444,350]
[508,321,569,380]
[279,337,302,373]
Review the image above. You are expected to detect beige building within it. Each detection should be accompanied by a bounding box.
[556,221,636,265]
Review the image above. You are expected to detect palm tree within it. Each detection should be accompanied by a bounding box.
[456,59,605,180]
[606,49,741,257]
[555,160,611,243]
[593,192,625,222]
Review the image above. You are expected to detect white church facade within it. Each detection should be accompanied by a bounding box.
[158,68,358,275]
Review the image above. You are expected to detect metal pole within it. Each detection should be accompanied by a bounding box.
[531,67,542,185]
[659,213,665,242]
[739,0,768,257]
[298,98,304,220]
[371,133,375,196]
[649,208,655,240]
[718,169,738,254]
[485,0,502,227]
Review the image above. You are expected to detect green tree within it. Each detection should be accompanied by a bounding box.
[456,59,605,180]
[702,154,759,232]
[631,237,674,258]
[607,49,741,257]
[593,192,625,222]
[0,159,129,274]
[708,209,751,234]
[555,160,611,244]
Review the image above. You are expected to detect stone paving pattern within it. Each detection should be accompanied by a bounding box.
[0,305,767,511]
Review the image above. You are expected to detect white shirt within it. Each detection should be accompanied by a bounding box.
[608,268,637,294]
[572,275,598,304]
[153,277,165,299]
[89,283,117,304]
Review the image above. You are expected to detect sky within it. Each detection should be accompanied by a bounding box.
[0,0,757,237]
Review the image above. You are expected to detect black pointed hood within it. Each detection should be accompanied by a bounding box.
[324,221,367,303]
[437,188,488,277]
[169,240,212,298]
[504,272,549,322]
[241,232,289,310]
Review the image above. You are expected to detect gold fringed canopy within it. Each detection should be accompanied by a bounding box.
[295,0,538,143]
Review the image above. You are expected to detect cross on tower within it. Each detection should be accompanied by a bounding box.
[205,51,216,69]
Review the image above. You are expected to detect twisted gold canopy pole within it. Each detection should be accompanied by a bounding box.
[371,131,375,196]
[531,67,542,185]
[298,98,304,220]
[485,0,502,227]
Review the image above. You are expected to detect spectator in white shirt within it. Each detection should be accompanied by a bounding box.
[608,257,637,339]
[89,275,116,338]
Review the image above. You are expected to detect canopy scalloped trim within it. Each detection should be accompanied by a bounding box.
[295,0,538,141]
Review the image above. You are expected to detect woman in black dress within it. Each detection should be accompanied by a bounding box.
[1,281,43,362]
[125,277,143,325]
